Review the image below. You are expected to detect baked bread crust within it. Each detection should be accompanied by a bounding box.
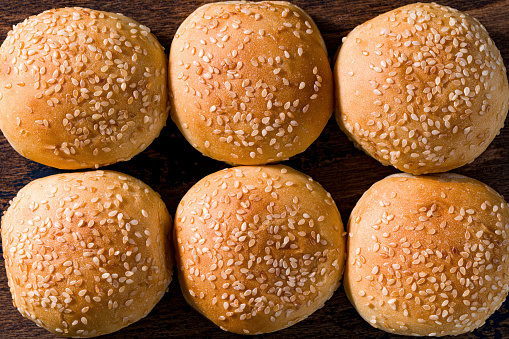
[345,173,509,336]
[174,165,345,334]
[0,7,169,169]
[335,3,509,174]
[1,170,173,337]
[169,1,333,165]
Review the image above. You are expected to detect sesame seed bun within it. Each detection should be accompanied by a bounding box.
[344,173,509,336]
[0,7,169,169]
[334,3,509,174]
[169,1,333,165]
[174,165,345,334]
[1,170,173,337]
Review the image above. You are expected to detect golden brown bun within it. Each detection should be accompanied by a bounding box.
[0,7,169,169]
[169,1,333,165]
[1,171,173,337]
[335,2,509,174]
[174,165,345,334]
[344,173,509,336]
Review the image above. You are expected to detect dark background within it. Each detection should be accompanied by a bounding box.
[1,0,509,338]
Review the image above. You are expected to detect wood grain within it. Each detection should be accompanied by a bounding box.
[1,0,509,338]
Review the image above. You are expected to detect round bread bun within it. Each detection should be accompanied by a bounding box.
[334,3,509,174]
[0,7,169,169]
[174,165,345,334]
[1,170,173,337]
[344,173,509,336]
[169,1,333,165]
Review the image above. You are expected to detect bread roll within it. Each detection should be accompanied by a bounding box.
[174,165,345,334]
[345,173,509,336]
[0,7,169,169]
[169,1,333,165]
[335,3,509,174]
[1,171,173,337]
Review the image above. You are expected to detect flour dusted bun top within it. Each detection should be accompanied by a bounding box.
[0,7,169,169]
[169,1,333,165]
[335,2,509,174]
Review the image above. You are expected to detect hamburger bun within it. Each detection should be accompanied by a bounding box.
[169,1,333,165]
[1,170,173,337]
[174,165,345,334]
[0,7,169,169]
[344,173,509,336]
[335,2,509,174]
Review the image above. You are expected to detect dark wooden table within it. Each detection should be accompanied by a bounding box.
[1,0,509,338]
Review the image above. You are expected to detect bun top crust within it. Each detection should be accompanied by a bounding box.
[345,173,509,336]
[174,165,345,334]
[169,1,333,165]
[1,171,173,337]
[335,2,509,174]
[0,7,168,169]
